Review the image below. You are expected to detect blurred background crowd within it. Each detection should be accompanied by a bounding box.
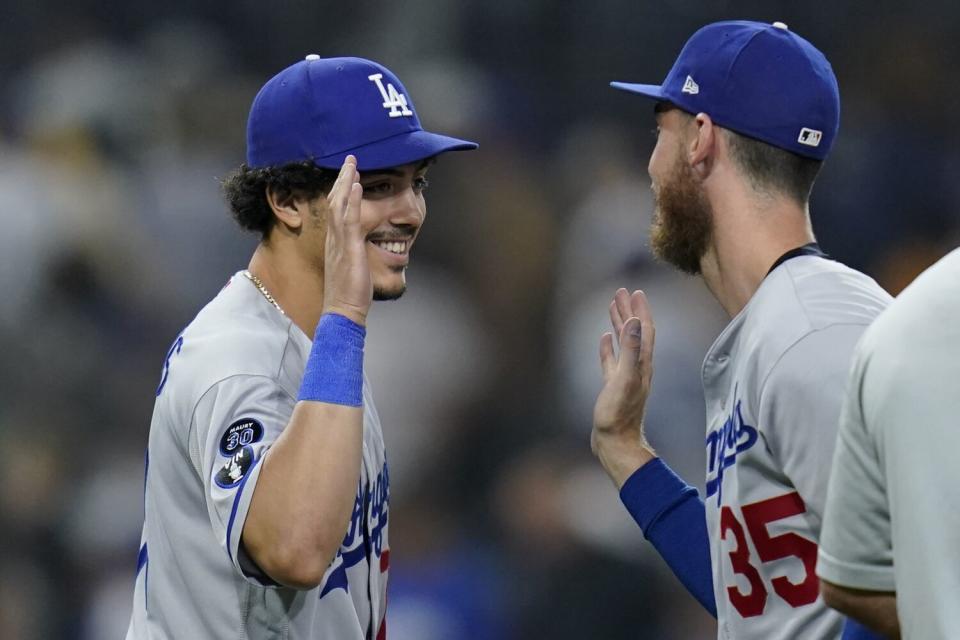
[1,0,958,638]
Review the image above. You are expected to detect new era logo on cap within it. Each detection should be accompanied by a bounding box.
[797,127,822,147]
[682,75,700,95]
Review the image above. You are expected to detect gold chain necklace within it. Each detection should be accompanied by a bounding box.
[241,270,285,315]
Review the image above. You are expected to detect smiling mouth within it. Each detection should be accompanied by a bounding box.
[369,239,410,255]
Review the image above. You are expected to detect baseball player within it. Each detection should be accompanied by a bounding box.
[817,247,960,638]
[125,55,476,639]
[590,21,891,639]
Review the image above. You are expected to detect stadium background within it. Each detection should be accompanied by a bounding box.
[1,1,957,638]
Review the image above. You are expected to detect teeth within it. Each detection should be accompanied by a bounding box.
[373,240,406,254]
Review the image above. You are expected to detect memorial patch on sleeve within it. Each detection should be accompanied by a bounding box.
[214,446,255,489]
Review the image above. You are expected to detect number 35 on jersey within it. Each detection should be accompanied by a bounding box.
[720,491,819,618]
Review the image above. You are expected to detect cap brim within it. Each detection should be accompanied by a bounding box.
[610,82,666,100]
[314,129,478,171]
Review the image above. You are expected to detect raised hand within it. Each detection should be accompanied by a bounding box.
[591,288,658,487]
[321,155,372,325]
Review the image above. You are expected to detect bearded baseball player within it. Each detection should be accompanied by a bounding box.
[125,55,476,639]
[591,21,891,639]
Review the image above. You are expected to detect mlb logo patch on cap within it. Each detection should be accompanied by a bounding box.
[798,128,823,148]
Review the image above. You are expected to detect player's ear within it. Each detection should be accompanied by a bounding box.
[689,112,716,179]
[265,186,306,231]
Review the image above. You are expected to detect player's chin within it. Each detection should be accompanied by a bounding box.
[372,268,407,301]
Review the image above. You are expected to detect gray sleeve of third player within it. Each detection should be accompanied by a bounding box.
[756,323,870,524]
[817,338,895,591]
[191,374,297,585]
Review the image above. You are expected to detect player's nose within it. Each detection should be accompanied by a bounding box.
[388,186,425,226]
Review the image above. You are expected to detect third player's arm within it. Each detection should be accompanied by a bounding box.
[821,583,899,639]
[818,340,898,640]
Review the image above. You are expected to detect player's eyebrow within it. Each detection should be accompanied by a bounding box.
[361,158,435,179]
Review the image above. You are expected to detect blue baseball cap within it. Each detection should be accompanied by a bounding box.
[611,21,840,160]
[246,55,478,170]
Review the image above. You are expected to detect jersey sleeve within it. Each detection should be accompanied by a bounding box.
[191,374,297,585]
[620,459,717,617]
[756,323,868,523]
[816,343,895,590]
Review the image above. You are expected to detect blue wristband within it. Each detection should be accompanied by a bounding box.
[298,313,366,406]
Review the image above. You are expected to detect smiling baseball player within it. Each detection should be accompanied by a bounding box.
[125,55,475,639]
[591,21,891,639]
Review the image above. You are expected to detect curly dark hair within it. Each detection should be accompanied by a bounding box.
[221,161,339,239]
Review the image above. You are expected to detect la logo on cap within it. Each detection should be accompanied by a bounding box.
[368,73,413,118]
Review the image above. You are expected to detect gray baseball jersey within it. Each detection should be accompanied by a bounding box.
[126,271,390,640]
[702,255,890,639]
[818,248,960,638]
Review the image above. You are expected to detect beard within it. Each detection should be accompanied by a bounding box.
[373,267,407,301]
[649,154,713,275]
[373,285,406,301]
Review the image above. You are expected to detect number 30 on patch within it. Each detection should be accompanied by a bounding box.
[219,418,264,456]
